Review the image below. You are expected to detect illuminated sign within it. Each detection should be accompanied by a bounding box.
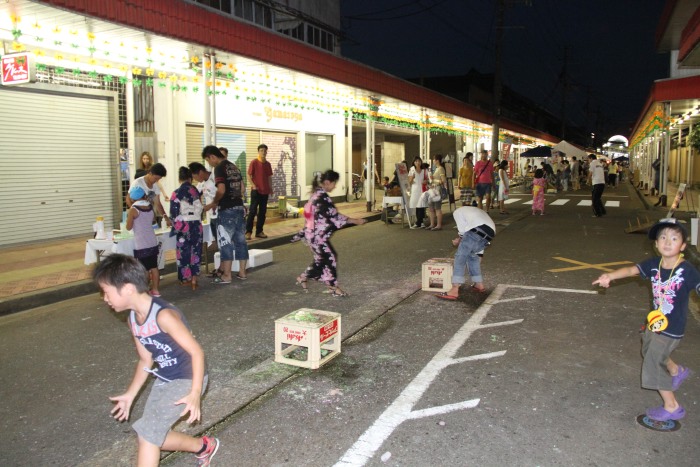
[1,53,36,86]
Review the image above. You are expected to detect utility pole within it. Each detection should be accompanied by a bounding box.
[490,0,505,161]
[560,46,569,140]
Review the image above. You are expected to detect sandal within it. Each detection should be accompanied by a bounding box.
[295,276,308,293]
[212,277,231,284]
[436,292,458,301]
[470,285,487,293]
[236,274,248,281]
[330,288,348,297]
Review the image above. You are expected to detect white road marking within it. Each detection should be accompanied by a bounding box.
[335,284,596,466]
[550,199,570,205]
[577,200,593,206]
[605,200,620,207]
[504,198,522,204]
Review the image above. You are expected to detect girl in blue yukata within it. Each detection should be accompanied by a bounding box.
[170,167,203,290]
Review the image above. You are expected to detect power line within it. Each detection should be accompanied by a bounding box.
[343,0,450,22]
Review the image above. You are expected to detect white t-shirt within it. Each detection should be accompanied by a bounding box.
[453,206,496,236]
[589,159,605,185]
[198,171,218,218]
[132,176,161,207]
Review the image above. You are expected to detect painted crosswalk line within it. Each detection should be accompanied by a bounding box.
[605,200,620,207]
[578,200,593,206]
[550,199,570,205]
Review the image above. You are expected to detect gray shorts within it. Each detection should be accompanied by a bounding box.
[641,331,680,391]
[428,200,442,211]
[132,376,208,447]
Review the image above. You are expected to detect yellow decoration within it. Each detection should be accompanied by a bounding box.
[34,49,45,56]
[54,53,64,60]
[69,29,78,35]
[193,76,200,83]
[158,71,168,79]
[119,65,128,72]
[87,32,95,41]
[145,47,152,54]
[89,58,97,65]
[11,42,24,51]
[72,56,80,62]
[53,26,61,34]
[191,56,199,64]
[168,74,178,82]
[32,22,41,30]
[145,68,155,76]
[132,67,142,75]
[10,15,21,23]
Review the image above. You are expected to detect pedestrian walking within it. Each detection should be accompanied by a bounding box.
[473,150,494,211]
[593,218,699,422]
[170,167,203,290]
[435,206,495,300]
[246,143,273,240]
[497,160,510,214]
[532,168,546,216]
[458,152,474,206]
[93,254,219,467]
[292,170,367,296]
[571,156,581,191]
[588,154,606,217]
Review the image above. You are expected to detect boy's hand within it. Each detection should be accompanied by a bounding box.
[592,274,611,288]
[175,392,202,424]
[109,394,134,422]
[452,237,461,247]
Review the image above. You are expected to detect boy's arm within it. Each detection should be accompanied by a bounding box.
[157,308,206,424]
[109,336,153,422]
[593,265,640,288]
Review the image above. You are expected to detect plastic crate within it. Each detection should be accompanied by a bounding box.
[274,309,341,369]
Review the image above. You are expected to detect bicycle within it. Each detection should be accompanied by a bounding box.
[352,173,363,199]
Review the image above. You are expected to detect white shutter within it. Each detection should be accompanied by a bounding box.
[0,87,117,246]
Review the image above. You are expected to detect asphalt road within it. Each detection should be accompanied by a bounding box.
[2,182,700,466]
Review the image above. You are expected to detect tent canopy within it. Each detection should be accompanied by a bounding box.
[552,140,587,159]
[521,146,551,158]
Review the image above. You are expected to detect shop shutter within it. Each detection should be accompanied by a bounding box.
[0,87,117,246]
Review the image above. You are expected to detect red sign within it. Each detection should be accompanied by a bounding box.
[1,53,36,86]
[319,319,338,342]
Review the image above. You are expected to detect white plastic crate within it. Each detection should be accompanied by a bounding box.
[421,258,454,292]
[274,309,341,369]
[214,249,273,271]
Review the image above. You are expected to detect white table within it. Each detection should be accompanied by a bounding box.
[85,224,213,269]
[381,196,406,227]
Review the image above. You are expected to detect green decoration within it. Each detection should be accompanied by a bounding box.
[192,86,199,93]
[88,71,98,79]
[72,68,81,76]
[689,126,700,151]
[104,75,113,83]
[146,78,153,87]
[158,82,167,88]
[11,28,22,40]
[36,63,46,71]
[119,76,128,84]
[56,66,65,74]
[132,79,142,87]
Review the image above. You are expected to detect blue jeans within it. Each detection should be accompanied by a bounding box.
[452,231,490,285]
[216,207,249,262]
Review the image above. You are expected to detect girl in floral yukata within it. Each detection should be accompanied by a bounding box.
[170,167,203,290]
[531,168,546,216]
[292,170,367,296]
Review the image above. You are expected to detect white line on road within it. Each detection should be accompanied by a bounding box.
[550,199,570,205]
[334,284,596,466]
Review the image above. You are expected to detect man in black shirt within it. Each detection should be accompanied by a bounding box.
[201,145,250,282]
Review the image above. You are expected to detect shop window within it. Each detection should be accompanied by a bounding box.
[305,134,333,183]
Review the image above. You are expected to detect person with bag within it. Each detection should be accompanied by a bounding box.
[458,153,474,206]
[427,154,447,231]
[407,156,428,229]
[473,150,494,211]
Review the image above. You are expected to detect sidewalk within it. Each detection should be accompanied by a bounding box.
[0,199,383,315]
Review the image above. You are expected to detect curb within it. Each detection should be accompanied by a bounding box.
[0,213,382,316]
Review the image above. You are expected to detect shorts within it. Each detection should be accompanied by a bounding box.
[428,200,442,211]
[475,183,491,198]
[136,253,158,271]
[132,376,208,447]
[641,330,681,391]
[217,207,249,262]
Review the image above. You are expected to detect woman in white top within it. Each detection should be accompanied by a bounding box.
[497,160,510,215]
[427,155,446,230]
[408,156,428,228]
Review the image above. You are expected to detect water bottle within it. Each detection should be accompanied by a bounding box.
[94,216,106,239]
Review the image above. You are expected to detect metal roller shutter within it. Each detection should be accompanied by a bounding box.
[0,87,117,246]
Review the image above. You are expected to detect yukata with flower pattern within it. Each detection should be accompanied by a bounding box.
[170,181,203,283]
[292,187,349,287]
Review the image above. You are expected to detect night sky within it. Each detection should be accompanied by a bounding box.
[340,0,669,142]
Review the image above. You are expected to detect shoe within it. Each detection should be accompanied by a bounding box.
[245,232,252,240]
[410,225,420,229]
[149,290,161,297]
[470,285,487,293]
[330,288,348,297]
[212,277,231,284]
[436,292,458,301]
[235,274,248,281]
[672,366,691,391]
[645,405,685,421]
[295,276,308,293]
[430,227,442,231]
[256,232,268,238]
[196,436,220,467]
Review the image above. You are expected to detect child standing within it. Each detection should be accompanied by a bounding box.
[531,168,546,216]
[593,218,699,422]
[127,186,161,297]
[93,254,219,466]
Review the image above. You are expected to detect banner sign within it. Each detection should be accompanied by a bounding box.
[1,52,36,86]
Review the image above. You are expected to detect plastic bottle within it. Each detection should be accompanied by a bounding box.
[94,216,106,239]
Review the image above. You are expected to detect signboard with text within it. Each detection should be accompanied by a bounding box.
[1,52,36,86]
